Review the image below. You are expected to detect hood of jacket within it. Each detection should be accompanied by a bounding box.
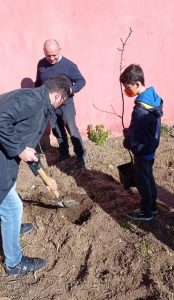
[135,87,161,107]
[135,87,163,118]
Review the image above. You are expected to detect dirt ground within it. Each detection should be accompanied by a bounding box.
[0,134,173,300]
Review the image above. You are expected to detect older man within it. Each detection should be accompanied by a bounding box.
[0,75,70,275]
[35,39,86,166]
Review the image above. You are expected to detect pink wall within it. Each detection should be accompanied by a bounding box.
[1,0,174,136]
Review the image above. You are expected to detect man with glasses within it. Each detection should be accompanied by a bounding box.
[0,75,70,275]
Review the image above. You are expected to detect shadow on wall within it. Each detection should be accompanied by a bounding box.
[21,77,35,88]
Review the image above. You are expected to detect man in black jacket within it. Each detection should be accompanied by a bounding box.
[0,75,70,275]
[35,39,86,167]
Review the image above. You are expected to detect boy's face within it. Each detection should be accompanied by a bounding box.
[123,83,139,97]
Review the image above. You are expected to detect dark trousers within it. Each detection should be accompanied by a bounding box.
[134,156,157,214]
[55,100,85,158]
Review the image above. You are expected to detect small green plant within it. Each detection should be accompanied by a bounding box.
[138,239,154,265]
[87,124,111,146]
[160,124,174,136]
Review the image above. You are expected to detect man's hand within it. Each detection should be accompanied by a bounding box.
[123,128,128,137]
[46,176,58,192]
[18,147,38,162]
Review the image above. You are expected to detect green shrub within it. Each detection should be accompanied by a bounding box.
[87,124,111,146]
[160,124,174,136]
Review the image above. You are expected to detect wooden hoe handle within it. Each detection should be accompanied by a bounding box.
[37,167,60,199]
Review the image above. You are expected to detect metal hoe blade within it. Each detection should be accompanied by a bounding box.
[56,198,79,208]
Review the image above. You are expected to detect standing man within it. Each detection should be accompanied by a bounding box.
[0,75,70,275]
[35,39,86,167]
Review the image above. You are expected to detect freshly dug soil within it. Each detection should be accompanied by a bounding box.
[0,135,173,300]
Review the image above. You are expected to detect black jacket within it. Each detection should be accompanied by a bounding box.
[123,100,163,157]
[0,85,55,201]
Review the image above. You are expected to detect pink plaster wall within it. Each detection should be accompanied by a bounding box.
[1,0,174,136]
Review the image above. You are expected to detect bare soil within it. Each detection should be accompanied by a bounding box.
[0,135,173,300]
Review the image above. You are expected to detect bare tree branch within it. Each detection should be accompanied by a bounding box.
[119,27,133,129]
[93,27,133,128]
[93,104,121,118]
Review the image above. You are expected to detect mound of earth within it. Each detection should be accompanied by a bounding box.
[0,135,173,300]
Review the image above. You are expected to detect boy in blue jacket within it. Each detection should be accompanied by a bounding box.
[119,64,163,221]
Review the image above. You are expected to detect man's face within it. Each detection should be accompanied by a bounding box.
[44,45,61,64]
[50,91,67,109]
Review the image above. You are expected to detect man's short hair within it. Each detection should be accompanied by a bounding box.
[120,64,145,86]
[44,75,71,98]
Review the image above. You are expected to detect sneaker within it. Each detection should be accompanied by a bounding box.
[77,150,87,167]
[5,256,46,275]
[20,223,33,235]
[127,209,153,221]
[151,203,158,215]
[151,209,159,215]
[58,153,70,162]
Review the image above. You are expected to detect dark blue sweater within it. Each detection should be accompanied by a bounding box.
[35,56,86,104]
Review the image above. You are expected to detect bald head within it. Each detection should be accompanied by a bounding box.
[43,39,61,64]
[44,39,59,49]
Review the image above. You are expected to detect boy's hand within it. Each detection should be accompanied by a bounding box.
[123,128,128,137]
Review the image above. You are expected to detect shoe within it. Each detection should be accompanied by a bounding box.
[20,223,33,235]
[58,153,70,162]
[77,150,87,167]
[127,209,153,221]
[151,203,158,215]
[151,209,159,215]
[5,256,46,275]
[78,157,86,167]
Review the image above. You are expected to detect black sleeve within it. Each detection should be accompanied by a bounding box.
[123,106,149,153]
[0,94,42,157]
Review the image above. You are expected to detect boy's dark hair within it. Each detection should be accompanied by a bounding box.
[120,64,145,86]
[44,75,71,98]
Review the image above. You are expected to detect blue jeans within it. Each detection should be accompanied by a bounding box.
[0,183,23,267]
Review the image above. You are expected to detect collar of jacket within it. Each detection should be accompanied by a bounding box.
[137,101,154,109]
[39,84,52,112]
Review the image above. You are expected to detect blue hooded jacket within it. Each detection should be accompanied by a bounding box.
[123,87,163,159]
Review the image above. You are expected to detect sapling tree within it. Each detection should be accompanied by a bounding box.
[93,27,133,129]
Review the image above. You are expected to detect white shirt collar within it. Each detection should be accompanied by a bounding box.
[57,55,62,62]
